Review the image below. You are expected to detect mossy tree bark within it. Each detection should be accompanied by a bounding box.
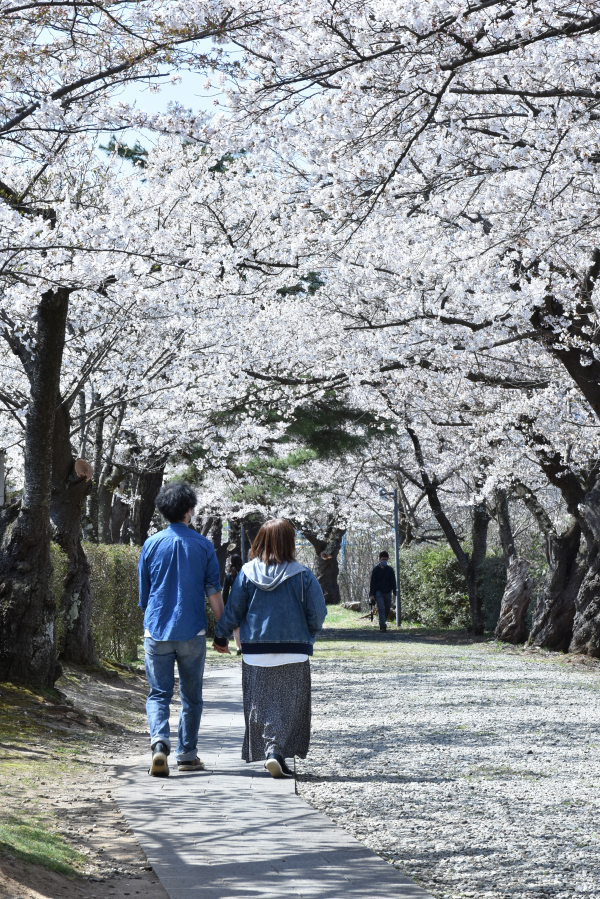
[50,403,95,666]
[491,488,532,643]
[297,522,346,605]
[0,289,70,686]
[570,476,600,656]
[495,557,533,644]
[529,521,585,651]
[512,435,593,652]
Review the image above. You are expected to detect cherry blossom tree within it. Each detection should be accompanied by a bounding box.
[0,125,311,683]
[193,0,600,651]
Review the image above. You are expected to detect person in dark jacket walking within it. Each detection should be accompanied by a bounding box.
[222,554,243,604]
[369,551,397,632]
[223,554,243,655]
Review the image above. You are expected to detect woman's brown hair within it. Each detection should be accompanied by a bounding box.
[250,518,296,564]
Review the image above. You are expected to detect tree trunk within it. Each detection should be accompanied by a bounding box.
[228,514,264,563]
[97,403,127,544]
[87,399,104,543]
[299,524,346,605]
[495,556,533,644]
[138,467,165,544]
[78,390,88,458]
[529,521,585,651]
[491,489,532,643]
[117,505,131,543]
[210,517,228,584]
[316,550,343,605]
[51,403,95,666]
[98,467,124,543]
[0,289,70,686]
[110,481,129,544]
[194,513,228,582]
[406,425,488,634]
[466,498,490,635]
[569,545,600,656]
[126,474,140,545]
[494,488,516,566]
[570,477,600,656]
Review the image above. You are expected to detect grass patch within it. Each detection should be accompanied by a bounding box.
[322,605,365,628]
[203,604,489,665]
[0,682,64,744]
[311,605,487,661]
[0,813,87,876]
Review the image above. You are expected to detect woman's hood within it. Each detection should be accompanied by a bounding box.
[242,559,305,592]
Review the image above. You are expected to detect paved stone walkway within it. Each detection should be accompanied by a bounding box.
[115,667,431,899]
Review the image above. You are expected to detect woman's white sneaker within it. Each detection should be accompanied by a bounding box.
[265,754,294,778]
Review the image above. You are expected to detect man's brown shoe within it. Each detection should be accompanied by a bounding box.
[177,757,205,772]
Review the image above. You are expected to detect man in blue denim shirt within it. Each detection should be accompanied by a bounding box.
[139,481,225,776]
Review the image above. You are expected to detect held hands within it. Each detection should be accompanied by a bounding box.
[212,640,231,654]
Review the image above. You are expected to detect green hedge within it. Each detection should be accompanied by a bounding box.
[85,543,143,662]
[51,541,217,663]
[398,545,506,630]
[50,542,69,655]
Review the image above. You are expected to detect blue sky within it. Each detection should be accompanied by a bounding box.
[111,41,243,148]
[111,69,222,148]
[118,70,220,117]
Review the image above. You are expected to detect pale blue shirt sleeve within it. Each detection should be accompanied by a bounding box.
[138,545,151,610]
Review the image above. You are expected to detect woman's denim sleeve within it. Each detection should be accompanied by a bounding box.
[305,572,327,636]
[214,574,249,639]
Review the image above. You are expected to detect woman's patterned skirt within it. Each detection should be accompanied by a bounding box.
[241,659,311,762]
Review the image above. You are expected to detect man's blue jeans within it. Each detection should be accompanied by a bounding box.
[144,634,207,762]
[375,591,393,628]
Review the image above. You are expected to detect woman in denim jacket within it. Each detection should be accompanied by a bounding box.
[213,519,327,778]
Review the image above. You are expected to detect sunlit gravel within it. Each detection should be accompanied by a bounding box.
[298,644,600,899]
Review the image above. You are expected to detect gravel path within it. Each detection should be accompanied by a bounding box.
[297,640,600,899]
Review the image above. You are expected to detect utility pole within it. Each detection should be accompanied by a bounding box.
[378,486,402,626]
[340,532,347,571]
[393,488,401,626]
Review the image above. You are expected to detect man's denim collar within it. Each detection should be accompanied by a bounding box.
[169,522,190,530]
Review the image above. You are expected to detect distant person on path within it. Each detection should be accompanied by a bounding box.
[369,551,397,632]
[222,553,243,604]
[213,519,327,778]
[223,553,243,655]
[139,481,224,777]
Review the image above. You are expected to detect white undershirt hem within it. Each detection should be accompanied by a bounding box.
[144,629,206,638]
[243,652,308,667]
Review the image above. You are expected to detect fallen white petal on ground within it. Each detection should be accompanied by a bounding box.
[298,644,600,899]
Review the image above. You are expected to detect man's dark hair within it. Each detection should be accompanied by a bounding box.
[155,481,197,523]
[379,550,390,559]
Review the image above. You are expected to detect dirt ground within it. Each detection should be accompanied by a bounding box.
[0,663,169,899]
